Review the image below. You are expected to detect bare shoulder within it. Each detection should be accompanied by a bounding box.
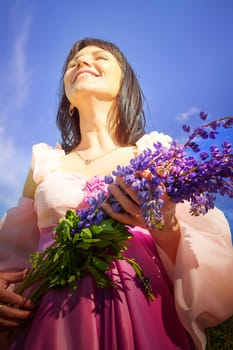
[23,169,37,198]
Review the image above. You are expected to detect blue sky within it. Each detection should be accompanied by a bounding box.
[0,0,232,232]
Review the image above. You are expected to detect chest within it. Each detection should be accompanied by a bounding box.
[59,147,137,178]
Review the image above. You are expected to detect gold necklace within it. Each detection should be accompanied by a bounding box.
[74,147,119,165]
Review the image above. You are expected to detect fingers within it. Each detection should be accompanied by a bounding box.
[0,288,34,310]
[0,270,28,287]
[102,177,145,227]
[104,176,177,230]
[115,177,140,205]
[0,304,33,327]
[108,183,140,217]
[0,269,34,328]
[0,304,33,319]
[0,270,34,309]
[102,202,141,226]
[0,270,34,329]
[0,288,34,328]
[161,192,175,211]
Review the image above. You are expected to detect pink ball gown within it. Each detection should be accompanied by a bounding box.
[0,133,232,350]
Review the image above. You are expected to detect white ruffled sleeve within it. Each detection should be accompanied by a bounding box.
[174,202,233,349]
[32,143,65,184]
[136,131,172,151]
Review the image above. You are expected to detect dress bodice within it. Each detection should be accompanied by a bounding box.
[34,170,87,228]
[32,132,172,229]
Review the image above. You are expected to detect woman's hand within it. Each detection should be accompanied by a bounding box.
[0,270,34,328]
[102,176,146,227]
[102,176,181,263]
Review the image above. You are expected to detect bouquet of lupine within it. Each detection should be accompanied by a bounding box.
[16,113,233,305]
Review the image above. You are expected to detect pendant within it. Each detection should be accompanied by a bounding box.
[85,159,92,165]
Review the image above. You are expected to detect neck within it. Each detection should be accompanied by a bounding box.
[77,129,118,152]
[74,97,118,152]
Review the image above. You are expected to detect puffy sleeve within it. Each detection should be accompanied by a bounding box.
[0,197,40,271]
[31,142,65,184]
[136,132,233,349]
[136,131,172,151]
[173,202,233,349]
[0,143,65,271]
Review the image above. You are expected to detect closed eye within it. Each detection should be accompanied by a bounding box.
[67,61,76,69]
[95,55,108,61]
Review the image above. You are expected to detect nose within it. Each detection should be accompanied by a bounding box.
[76,56,92,69]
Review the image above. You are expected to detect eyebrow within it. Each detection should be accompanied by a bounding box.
[73,49,110,62]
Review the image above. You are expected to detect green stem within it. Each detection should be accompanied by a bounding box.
[16,256,63,297]
[27,279,51,305]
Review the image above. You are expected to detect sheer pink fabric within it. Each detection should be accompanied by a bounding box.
[0,132,232,349]
[0,197,40,271]
[175,203,233,349]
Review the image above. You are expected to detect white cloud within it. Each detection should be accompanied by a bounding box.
[0,6,32,215]
[175,107,200,122]
[10,15,32,109]
[0,6,32,116]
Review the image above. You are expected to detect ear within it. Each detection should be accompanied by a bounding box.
[69,105,74,116]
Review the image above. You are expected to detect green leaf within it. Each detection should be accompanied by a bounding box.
[53,252,60,263]
[56,221,72,241]
[72,233,81,243]
[82,238,101,244]
[92,256,110,271]
[76,242,92,250]
[100,219,116,232]
[90,224,104,233]
[80,228,92,239]
[16,206,154,304]
[125,258,155,301]
[94,240,114,248]
[87,264,114,289]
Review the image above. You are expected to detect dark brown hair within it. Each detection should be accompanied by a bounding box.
[56,38,146,152]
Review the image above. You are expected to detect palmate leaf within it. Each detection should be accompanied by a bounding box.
[16,213,154,304]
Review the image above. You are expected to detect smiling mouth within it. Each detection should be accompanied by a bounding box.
[73,71,101,83]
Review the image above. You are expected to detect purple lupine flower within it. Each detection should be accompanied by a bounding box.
[70,114,233,231]
[182,124,190,132]
[199,151,209,160]
[200,111,208,120]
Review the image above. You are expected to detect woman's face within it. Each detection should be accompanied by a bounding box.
[64,45,122,105]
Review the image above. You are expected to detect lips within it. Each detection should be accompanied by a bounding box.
[72,69,101,83]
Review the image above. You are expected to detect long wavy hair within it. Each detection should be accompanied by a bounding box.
[56,38,146,153]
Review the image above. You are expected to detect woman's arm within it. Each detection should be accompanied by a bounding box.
[148,202,181,264]
[0,171,38,330]
[23,169,37,199]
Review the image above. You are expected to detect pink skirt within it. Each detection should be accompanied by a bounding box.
[10,228,194,350]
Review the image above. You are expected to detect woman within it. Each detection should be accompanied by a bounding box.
[0,38,232,350]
